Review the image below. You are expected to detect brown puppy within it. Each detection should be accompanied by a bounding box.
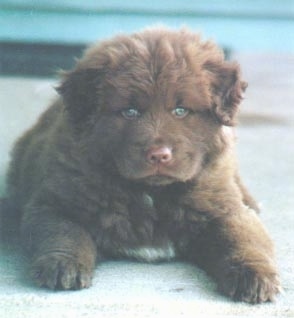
[6,28,280,303]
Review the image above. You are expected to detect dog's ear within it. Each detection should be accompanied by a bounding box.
[56,68,102,124]
[205,61,247,126]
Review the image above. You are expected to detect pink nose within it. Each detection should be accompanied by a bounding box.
[146,146,172,165]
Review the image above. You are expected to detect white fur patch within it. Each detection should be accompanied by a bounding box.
[222,126,235,140]
[120,243,176,262]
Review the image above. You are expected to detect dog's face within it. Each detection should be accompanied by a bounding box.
[58,29,246,186]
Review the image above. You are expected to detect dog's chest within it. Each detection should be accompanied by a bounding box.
[118,192,177,262]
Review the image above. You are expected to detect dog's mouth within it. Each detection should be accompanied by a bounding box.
[116,150,203,186]
[133,165,182,185]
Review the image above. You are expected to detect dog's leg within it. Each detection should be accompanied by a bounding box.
[188,206,281,303]
[21,204,97,290]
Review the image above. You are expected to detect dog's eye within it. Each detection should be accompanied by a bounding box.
[121,108,141,120]
[172,107,190,118]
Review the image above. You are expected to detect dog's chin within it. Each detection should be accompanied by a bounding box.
[118,167,180,186]
[140,175,179,186]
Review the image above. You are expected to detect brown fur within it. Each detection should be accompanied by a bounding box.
[5,28,280,303]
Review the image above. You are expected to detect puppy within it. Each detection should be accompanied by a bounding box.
[5,28,280,303]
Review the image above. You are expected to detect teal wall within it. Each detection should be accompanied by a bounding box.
[1,0,294,52]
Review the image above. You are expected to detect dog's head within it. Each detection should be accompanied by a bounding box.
[58,28,246,186]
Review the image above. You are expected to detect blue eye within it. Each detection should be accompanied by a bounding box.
[121,108,141,120]
[172,106,189,118]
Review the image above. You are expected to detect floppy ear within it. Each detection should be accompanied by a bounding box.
[205,61,247,126]
[57,68,102,124]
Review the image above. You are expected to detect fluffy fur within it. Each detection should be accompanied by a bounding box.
[5,28,280,303]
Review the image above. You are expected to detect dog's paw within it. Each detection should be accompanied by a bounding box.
[219,264,281,304]
[31,253,93,290]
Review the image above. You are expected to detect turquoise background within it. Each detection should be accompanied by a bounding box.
[1,0,294,52]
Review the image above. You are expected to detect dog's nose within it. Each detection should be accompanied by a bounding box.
[146,146,172,165]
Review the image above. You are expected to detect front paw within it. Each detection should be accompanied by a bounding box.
[219,263,281,304]
[31,253,93,290]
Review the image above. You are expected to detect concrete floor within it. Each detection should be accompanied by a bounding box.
[0,53,294,317]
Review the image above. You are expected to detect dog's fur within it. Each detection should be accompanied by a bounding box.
[5,28,280,303]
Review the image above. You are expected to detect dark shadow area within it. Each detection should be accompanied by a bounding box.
[0,42,86,77]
